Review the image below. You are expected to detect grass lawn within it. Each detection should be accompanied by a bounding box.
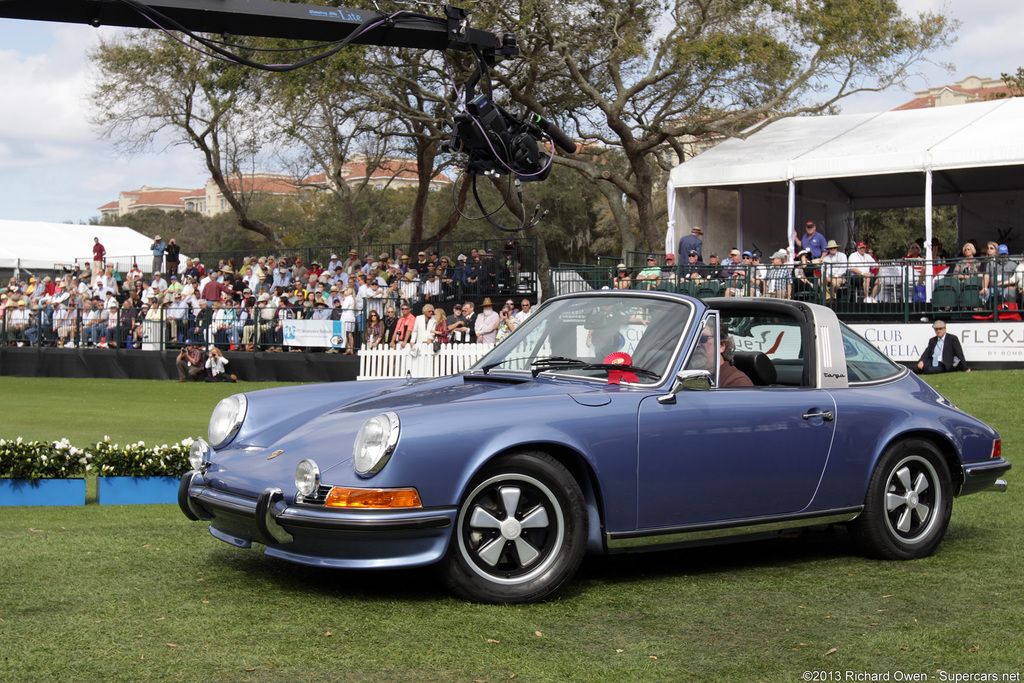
[1,374,1021,681]
[0,377,300,446]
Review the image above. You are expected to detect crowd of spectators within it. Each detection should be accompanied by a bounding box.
[646,222,1024,310]
[1,242,536,355]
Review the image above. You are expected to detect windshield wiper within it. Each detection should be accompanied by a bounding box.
[529,356,659,381]
[529,356,586,376]
[480,356,535,375]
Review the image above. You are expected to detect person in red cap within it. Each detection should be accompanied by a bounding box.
[847,241,880,303]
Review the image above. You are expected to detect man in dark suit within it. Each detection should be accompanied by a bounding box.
[917,320,970,374]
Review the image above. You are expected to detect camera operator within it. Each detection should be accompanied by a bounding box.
[496,300,518,342]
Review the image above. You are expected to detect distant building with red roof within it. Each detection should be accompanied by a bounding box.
[98,186,198,219]
[893,76,1014,111]
[99,157,452,219]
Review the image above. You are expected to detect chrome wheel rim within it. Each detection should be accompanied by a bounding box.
[457,473,565,585]
[883,455,942,544]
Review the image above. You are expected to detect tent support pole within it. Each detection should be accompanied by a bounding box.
[737,189,744,251]
[925,170,933,300]
[787,180,796,256]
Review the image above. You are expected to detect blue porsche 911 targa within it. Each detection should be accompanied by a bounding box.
[180,292,1010,603]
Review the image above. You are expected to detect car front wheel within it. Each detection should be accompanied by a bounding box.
[442,452,587,604]
[850,439,953,560]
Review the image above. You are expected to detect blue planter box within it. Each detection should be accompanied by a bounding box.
[97,476,180,505]
[0,478,86,506]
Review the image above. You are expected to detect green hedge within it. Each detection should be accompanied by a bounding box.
[0,437,193,480]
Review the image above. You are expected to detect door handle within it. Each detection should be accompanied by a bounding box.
[802,410,834,422]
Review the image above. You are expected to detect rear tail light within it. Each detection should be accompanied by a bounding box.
[992,439,1002,459]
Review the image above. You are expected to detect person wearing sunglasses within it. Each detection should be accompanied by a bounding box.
[686,322,753,387]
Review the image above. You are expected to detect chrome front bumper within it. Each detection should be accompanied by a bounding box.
[178,471,456,569]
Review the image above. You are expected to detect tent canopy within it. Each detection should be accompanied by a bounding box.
[668,98,1024,258]
[671,98,1024,191]
[0,220,160,272]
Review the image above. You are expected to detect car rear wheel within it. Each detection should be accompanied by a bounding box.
[442,452,587,604]
[850,439,952,560]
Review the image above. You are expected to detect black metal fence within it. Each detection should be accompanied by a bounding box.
[550,256,1023,324]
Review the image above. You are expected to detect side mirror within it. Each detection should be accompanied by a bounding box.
[657,369,713,404]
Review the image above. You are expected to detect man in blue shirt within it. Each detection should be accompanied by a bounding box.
[794,221,828,260]
[150,235,167,275]
[916,320,970,374]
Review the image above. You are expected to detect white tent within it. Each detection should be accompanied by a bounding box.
[0,220,160,274]
[668,97,1024,260]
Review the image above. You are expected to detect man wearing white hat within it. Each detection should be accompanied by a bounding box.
[917,321,970,374]
[150,235,166,275]
[764,250,792,298]
[821,239,848,301]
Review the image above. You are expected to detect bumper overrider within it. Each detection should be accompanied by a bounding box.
[960,458,1011,496]
[178,470,457,569]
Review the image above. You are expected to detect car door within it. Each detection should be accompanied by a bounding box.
[635,387,837,529]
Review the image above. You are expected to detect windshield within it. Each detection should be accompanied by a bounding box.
[471,293,695,384]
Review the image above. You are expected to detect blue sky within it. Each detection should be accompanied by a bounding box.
[0,1,1021,224]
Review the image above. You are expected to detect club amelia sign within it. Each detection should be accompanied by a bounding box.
[849,322,1024,363]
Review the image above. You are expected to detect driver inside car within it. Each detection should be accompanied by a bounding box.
[688,321,753,387]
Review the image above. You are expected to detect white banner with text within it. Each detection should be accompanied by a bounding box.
[849,322,1024,363]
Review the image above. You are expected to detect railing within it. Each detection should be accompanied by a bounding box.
[1,303,513,355]
[357,343,494,379]
[549,256,1023,323]
[0,305,354,351]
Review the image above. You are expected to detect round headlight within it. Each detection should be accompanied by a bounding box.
[189,438,211,472]
[353,412,400,476]
[295,459,321,497]
[208,394,247,448]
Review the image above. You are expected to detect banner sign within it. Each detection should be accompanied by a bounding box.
[849,322,1024,363]
[282,319,345,348]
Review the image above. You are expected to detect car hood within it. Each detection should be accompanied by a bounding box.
[230,374,618,448]
[205,373,630,499]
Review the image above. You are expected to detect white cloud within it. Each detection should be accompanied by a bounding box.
[0,21,203,222]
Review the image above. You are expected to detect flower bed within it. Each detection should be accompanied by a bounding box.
[89,437,194,478]
[0,436,193,481]
[0,438,90,480]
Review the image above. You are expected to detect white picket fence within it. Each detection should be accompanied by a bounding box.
[357,343,495,380]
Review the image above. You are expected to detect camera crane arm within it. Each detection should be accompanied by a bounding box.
[0,0,517,60]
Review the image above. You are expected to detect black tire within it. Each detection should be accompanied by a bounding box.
[442,452,587,604]
[850,439,953,560]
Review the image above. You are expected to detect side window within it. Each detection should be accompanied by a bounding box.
[684,311,720,386]
[721,312,808,387]
[840,323,904,383]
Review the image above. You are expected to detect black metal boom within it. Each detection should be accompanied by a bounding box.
[0,0,517,59]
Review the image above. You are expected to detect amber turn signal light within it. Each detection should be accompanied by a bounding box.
[324,487,422,509]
